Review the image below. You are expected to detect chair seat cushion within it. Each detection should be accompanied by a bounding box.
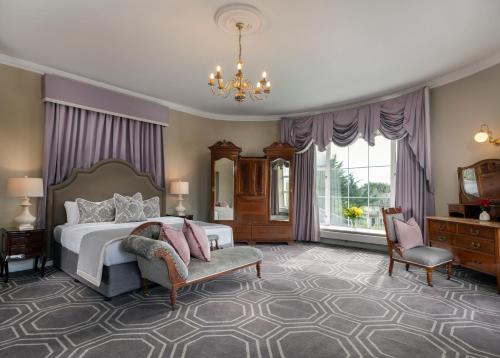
[394,246,453,267]
[187,246,263,283]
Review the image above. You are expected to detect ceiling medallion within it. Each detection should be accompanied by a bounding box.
[209,4,271,103]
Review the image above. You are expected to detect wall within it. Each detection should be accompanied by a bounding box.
[430,63,500,216]
[164,110,280,221]
[1,60,499,238]
[0,64,44,228]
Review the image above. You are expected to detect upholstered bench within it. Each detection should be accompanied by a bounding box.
[122,223,262,310]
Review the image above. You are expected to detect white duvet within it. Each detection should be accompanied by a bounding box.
[54,217,234,266]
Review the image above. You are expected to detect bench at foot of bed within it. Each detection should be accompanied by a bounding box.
[122,224,263,310]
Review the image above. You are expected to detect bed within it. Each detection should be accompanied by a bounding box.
[47,159,233,298]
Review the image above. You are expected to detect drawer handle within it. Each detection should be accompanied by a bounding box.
[472,259,482,265]
[470,228,480,235]
[439,224,446,230]
[437,236,447,242]
[471,242,481,249]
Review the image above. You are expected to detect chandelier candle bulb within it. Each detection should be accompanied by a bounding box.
[262,71,267,79]
[209,73,215,86]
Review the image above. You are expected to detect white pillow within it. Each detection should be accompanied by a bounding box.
[64,201,80,225]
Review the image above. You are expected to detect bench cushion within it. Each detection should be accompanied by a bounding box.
[394,246,453,266]
[187,246,263,283]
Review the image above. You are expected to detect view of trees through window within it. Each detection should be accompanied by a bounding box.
[316,136,395,232]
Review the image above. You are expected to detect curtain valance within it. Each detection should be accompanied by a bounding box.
[43,74,169,126]
[281,89,430,185]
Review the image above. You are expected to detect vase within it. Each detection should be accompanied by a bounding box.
[479,210,491,221]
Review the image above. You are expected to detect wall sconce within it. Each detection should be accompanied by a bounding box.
[474,124,500,146]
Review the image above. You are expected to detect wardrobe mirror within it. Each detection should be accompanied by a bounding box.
[213,157,234,220]
[270,158,290,222]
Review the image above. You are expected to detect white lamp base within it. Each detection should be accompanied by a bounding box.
[14,197,36,231]
[175,194,186,217]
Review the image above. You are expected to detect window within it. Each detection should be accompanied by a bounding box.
[316,136,396,233]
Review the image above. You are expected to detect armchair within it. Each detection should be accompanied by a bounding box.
[381,207,454,286]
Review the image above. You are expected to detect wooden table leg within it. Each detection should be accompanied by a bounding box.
[40,256,46,277]
[4,260,9,283]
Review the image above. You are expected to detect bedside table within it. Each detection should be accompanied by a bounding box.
[0,228,46,283]
[164,214,194,220]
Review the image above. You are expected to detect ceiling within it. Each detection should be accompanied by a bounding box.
[1,0,500,120]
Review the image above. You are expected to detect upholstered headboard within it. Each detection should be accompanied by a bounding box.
[46,159,166,253]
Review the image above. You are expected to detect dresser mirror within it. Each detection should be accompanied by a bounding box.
[458,159,500,204]
[213,157,235,220]
[270,158,290,222]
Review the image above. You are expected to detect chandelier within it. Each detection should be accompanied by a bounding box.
[208,22,271,103]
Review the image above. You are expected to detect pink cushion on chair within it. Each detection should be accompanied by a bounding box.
[394,217,424,251]
[182,219,210,262]
[160,224,191,265]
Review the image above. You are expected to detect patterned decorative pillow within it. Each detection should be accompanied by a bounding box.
[160,224,190,265]
[182,219,210,261]
[114,193,146,224]
[143,196,160,218]
[76,198,116,224]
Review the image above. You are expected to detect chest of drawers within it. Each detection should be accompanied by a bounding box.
[427,217,500,292]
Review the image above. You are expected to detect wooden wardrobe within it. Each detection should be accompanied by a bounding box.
[209,140,295,245]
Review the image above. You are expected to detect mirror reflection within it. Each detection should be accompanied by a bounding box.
[214,158,234,220]
[462,168,479,197]
[270,158,290,221]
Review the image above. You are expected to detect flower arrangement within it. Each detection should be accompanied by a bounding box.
[478,198,491,221]
[344,206,364,227]
[479,198,490,212]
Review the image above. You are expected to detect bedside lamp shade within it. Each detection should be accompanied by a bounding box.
[170,181,189,195]
[7,177,44,198]
[6,176,44,230]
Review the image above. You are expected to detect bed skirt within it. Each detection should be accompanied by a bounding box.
[54,242,142,298]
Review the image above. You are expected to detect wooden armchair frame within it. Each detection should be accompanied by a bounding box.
[381,207,452,286]
[131,222,261,310]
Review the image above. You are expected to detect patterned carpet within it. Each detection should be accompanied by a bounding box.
[1,243,500,358]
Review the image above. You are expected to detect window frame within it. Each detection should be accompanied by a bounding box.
[317,136,397,234]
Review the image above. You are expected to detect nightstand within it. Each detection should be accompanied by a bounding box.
[164,214,194,220]
[0,228,46,283]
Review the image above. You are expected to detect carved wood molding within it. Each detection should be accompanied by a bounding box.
[209,140,242,153]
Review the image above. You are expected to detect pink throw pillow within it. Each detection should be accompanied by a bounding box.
[182,219,210,261]
[394,217,424,251]
[160,224,190,265]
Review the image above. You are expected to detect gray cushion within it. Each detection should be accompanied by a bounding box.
[394,246,453,266]
[187,246,263,283]
[385,213,404,242]
[76,197,115,223]
[121,235,188,280]
[143,196,160,218]
[114,193,147,223]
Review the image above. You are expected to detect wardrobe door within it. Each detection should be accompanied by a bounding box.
[238,159,253,195]
[253,159,267,196]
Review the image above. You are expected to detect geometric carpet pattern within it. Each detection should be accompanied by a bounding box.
[1,243,500,358]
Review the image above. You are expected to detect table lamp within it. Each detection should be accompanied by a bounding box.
[7,176,44,230]
[170,180,189,216]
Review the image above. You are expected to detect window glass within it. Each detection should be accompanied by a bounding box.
[316,136,395,232]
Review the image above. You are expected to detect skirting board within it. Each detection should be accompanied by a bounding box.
[320,229,387,252]
[7,259,54,273]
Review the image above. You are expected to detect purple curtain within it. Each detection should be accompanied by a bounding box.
[281,88,433,242]
[37,102,165,228]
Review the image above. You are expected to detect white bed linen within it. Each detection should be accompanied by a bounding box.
[54,217,234,266]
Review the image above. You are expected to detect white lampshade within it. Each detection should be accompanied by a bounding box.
[170,181,189,195]
[7,177,44,198]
